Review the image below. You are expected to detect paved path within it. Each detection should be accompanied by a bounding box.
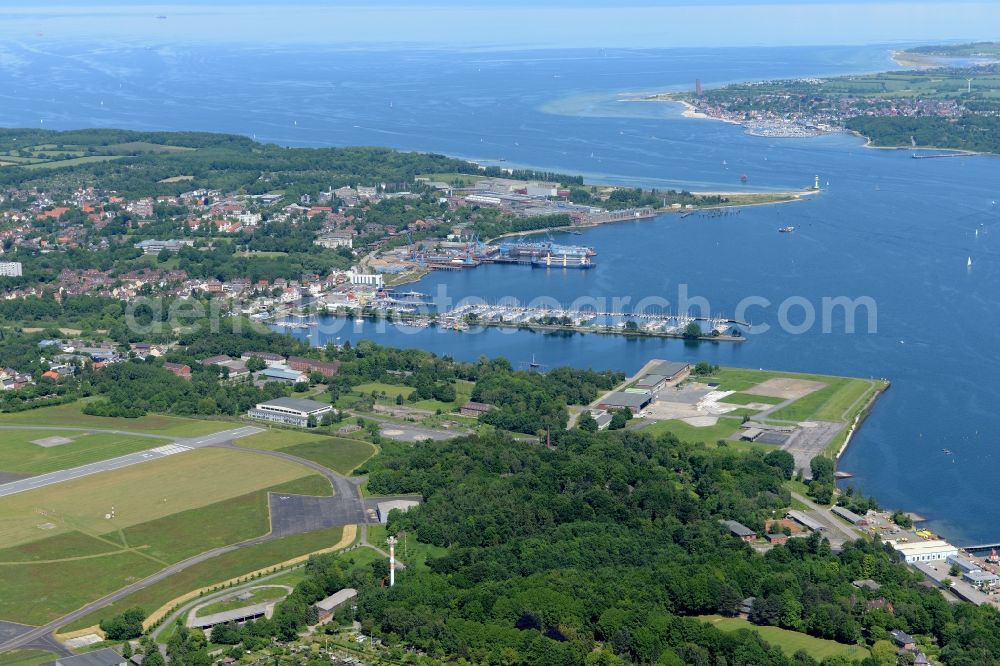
[790,491,862,549]
[0,438,367,655]
[0,426,264,498]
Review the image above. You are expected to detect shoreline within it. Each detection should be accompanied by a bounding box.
[834,380,890,462]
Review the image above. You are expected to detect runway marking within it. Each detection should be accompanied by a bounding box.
[150,444,191,456]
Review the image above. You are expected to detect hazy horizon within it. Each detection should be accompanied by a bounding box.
[0,2,997,49]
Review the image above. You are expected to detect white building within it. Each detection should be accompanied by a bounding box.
[315,235,353,249]
[346,270,384,288]
[0,261,23,277]
[890,539,958,563]
[247,396,333,427]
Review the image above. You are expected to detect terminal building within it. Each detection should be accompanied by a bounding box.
[247,397,334,427]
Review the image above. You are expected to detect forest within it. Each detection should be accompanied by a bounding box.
[352,429,1000,665]
[0,128,583,199]
[845,115,1000,153]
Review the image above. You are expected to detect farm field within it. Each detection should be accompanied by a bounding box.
[0,402,234,437]
[697,615,870,661]
[0,429,160,475]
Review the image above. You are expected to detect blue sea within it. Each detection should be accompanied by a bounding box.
[2,39,999,544]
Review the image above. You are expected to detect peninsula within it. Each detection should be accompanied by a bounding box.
[646,41,1000,154]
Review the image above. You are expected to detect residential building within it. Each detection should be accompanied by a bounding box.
[286,356,340,377]
[345,270,384,288]
[240,351,285,367]
[890,629,916,650]
[247,397,333,427]
[162,362,192,379]
[0,261,23,277]
[314,234,353,249]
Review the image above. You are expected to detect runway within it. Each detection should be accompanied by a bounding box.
[0,425,264,498]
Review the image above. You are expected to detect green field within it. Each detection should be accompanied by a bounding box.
[638,417,745,445]
[236,428,328,451]
[279,438,377,475]
[0,449,329,624]
[20,155,124,170]
[0,530,120,563]
[0,402,234,437]
[719,392,785,406]
[0,549,163,625]
[698,615,870,661]
[769,379,881,423]
[693,368,883,423]
[350,379,474,413]
[111,475,331,563]
[195,585,289,617]
[62,526,347,633]
[237,428,377,474]
[0,650,59,666]
[0,429,164,475]
[0,447,315,547]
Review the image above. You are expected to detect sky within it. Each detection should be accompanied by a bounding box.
[0,2,997,49]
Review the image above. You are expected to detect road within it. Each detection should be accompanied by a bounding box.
[0,439,371,655]
[791,490,862,549]
[0,426,264,498]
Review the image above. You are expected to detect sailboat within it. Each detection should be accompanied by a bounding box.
[967,256,973,268]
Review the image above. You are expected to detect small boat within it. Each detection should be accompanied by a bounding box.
[569,230,582,235]
[943,448,953,455]
[740,174,748,183]
[968,256,973,268]
[778,226,795,233]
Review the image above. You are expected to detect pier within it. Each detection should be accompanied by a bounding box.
[438,303,750,340]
